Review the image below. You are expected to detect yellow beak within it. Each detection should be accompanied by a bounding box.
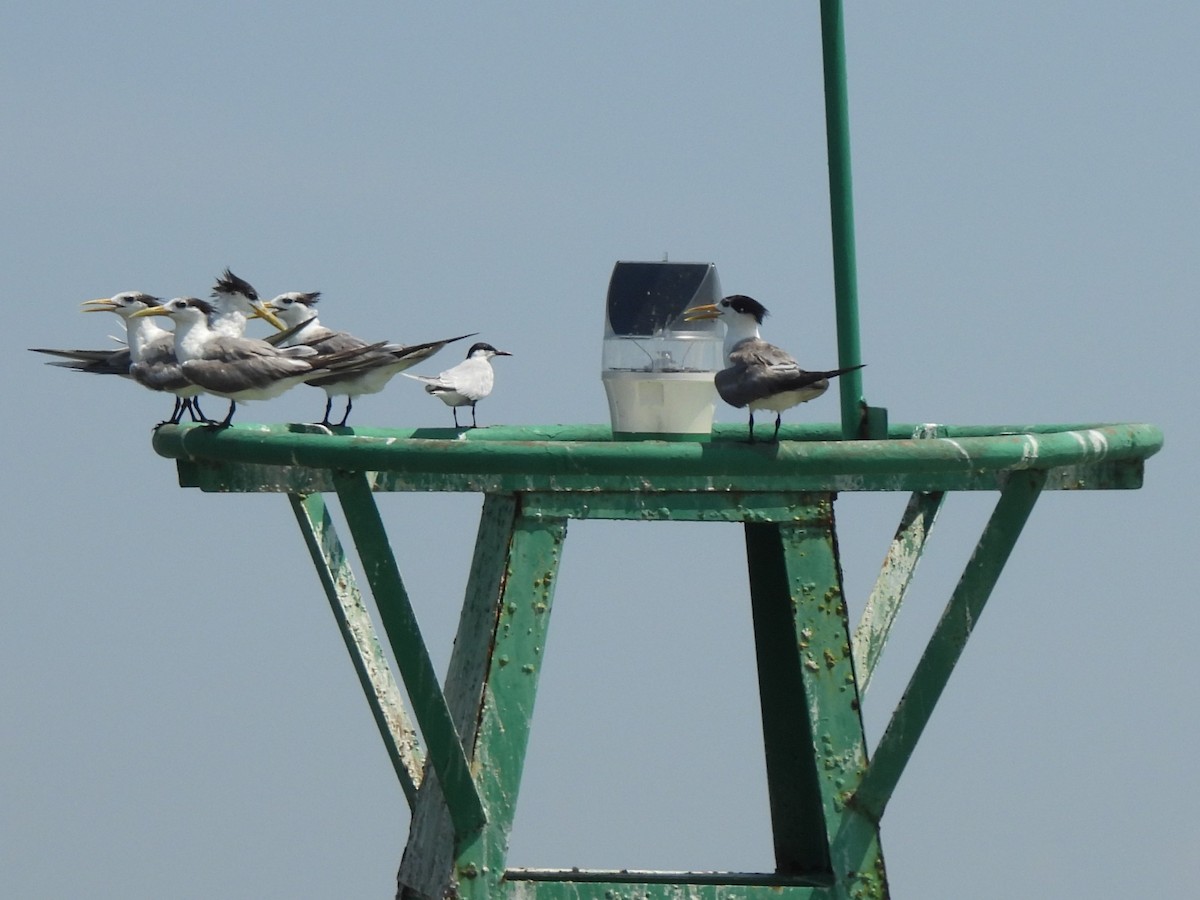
[683,303,721,322]
[81,297,118,313]
[249,303,286,331]
[130,305,171,319]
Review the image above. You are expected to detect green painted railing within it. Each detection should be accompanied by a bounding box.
[152,421,1161,495]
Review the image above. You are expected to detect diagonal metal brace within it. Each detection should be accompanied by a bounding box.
[853,489,946,696]
[288,491,426,805]
[852,469,1047,822]
[332,471,486,835]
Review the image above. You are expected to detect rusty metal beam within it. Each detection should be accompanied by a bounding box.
[288,491,425,804]
[853,490,945,696]
[332,471,486,836]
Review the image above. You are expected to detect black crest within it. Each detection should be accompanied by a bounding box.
[212,268,259,302]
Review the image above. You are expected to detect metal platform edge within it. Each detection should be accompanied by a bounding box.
[150,421,1162,495]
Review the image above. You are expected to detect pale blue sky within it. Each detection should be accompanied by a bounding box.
[2,3,1195,897]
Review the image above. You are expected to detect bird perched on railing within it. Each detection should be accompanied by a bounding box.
[29,292,152,378]
[260,291,475,427]
[208,269,285,337]
[133,297,388,427]
[685,294,863,443]
[404,341,512,429]
[29,291,211,425]
[29,269,292,425]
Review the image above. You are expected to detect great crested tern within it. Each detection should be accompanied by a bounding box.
[684,294,863,442]
[209,268,284,336]
[30,291,207,425]
[133,297,388,427]
[404,341,511,429]
[261,291,476,426]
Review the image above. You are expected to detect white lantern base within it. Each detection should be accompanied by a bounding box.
[601,371,717,440]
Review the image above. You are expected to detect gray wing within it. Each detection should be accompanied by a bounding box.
[131,360,189,392]
[302,329,372,355]
[183,337,312,392]
[298,341,397,387]
[30,347,131,376]
[421,374,459,394]
[130,335,191,392]
[403,364,466,396]
[297,331,391,386]
[714,339,856,408]
[308,331,478,386]
[387,332,477,371]
[430,358,492,401]
[263,319,334,347]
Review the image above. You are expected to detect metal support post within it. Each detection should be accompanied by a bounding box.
[746,498,887,897]
[398,496,568,899]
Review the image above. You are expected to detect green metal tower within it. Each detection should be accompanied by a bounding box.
[149,4,1162,897]
[152,422,1160,899]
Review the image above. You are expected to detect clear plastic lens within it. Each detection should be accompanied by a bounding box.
[601,332,723,373]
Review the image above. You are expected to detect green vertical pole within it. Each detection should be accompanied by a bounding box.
[821,0,867,439]
[396,496,568,900]
[746,516,832,877]
[455,509,567,899]
[745,495,887,897]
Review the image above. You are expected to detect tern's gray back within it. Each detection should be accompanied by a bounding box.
[131,336,190,392]
[715,338,830,409]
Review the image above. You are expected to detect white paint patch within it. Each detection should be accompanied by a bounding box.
[1019,434,1040,466]
[941,438,973,462]
[1086,428,1110,458]
[1067,428,1110,459]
